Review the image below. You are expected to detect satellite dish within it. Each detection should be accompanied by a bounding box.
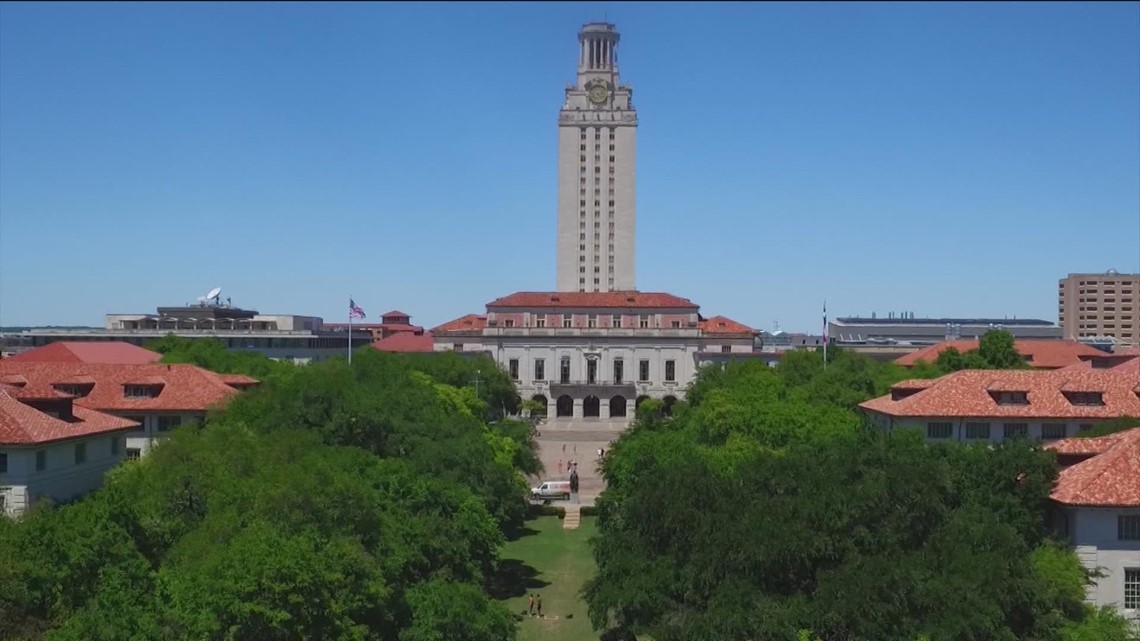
[206,287,222,300]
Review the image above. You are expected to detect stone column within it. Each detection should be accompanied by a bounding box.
[573,398,584,418]
[601,398,611,419]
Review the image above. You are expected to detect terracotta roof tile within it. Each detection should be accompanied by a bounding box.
[1045,431,1132,456]
[895,340,1106,369]
[371,332,435,353]
[860,369,1140,419]
[698,315,756,335]
[381,310,411,318]
[431,314,488,333]
[217,374,259,388]
[0,388,139,446]
[487,291,699,310]
[0,362,251,412]
[4,341,162,364]
[1050,428,1140,507]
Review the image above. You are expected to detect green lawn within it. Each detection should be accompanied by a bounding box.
[492,515,600,641]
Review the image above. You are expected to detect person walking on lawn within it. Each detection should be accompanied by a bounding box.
[536,594,543,618]
[528,594,535,616]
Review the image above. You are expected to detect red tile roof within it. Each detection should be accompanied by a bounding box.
[371,332,435,353]
[895,340,1106,369]
[0,362,251,412]
[1045,431,1132,456]
[1049,428,1140,507]
[381,310,411,318]
[860,369,1140,419]
[486,291,699,310]
[0,388,139,446]
[698,315,756,335]
[4,341,162,365]
[431,314,488,333]
[217,374,260,388]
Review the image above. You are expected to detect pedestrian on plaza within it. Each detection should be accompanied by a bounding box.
[536,594,543,618]
[562,443,566,454]
[570,470,579,495]
[528,594,535,616]
[558,459,563,474]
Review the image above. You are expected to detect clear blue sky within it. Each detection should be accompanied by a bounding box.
[2,2,1138,332]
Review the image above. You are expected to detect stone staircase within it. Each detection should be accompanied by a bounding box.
[563,504,581,530]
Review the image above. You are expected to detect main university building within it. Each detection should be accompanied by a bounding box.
[431,23,758,420]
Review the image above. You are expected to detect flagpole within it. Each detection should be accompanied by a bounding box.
[823,299,828,369]
[348,295,353,366]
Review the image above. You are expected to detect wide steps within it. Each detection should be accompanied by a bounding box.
[563,504,581,530]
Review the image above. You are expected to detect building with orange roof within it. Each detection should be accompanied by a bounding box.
[860,368,1140,443]
[0,384,139,516]
[0,362,257,459]
[1045,428,1140,615]
[432,291,757,419]
[3,341,162,365]
[894,339,1108,370]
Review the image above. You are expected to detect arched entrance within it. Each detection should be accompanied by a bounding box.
[556,395,574,418]
[663,395,678,417]
[635,395,650,409]
[583,395,600,418]
[609,395,627,418]
[530,395,548,418]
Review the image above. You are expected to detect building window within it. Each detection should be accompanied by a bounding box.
[670,320,681,329]
[536,317,546,328]
[613,359,623,384]
[111,437,121,456]
[504,319,515,328]
[1126,569,1140,610]
[124,385,159,399]
[74,443,87,465]
[509,359,520,381]
[991,391,1029,405]
[126,449,141,461]
[926,422,953,439]
[533,359,546,382]
[1119,515,1140,541]
[721,345,732,353]
[36,450,46,471]
[1041,423,1067,440]
[125,415,146,431]
[1062,391,1104,406]
[587,359,598,384]
[158,416,181,432]
[588,315,597,328]
[611,314,621,327]
[1003,423,1029,439]
[639,315,650,329]
[563,314,573,328]
[965,422,991,439]
[0,452,6,474]
[639,359,650,382]
[560,358,571,384]
[665,360,676,382]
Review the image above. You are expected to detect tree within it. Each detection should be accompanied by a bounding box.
[977,329,1029,369]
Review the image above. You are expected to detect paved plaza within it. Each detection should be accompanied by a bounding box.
[529,417,631,507]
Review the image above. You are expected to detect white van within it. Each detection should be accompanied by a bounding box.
[531,480,572,501]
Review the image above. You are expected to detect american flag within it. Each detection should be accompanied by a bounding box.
[349,298,366,320]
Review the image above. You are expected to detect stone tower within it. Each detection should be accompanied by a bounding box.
[555,22,638,293]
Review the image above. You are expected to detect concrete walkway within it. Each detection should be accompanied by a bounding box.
[531,417,630,508]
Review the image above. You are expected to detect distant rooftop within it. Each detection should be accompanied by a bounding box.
[835,317,1056,327]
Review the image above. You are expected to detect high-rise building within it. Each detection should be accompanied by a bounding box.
[556,22,637,293]
[1058,270,1140,347]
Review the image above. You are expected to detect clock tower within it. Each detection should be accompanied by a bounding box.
[556,22,638,293]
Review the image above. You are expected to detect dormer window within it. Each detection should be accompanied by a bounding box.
[892,389,920,401]
[1062,391,1104,406]
[989,391,1029,405]
[124,385,160,399]
[504,319,515,328]
[52,383,93,398]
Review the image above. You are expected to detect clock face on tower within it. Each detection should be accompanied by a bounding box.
[588,83,609,104]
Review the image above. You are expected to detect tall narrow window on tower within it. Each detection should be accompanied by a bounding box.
[557,22,637,293]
